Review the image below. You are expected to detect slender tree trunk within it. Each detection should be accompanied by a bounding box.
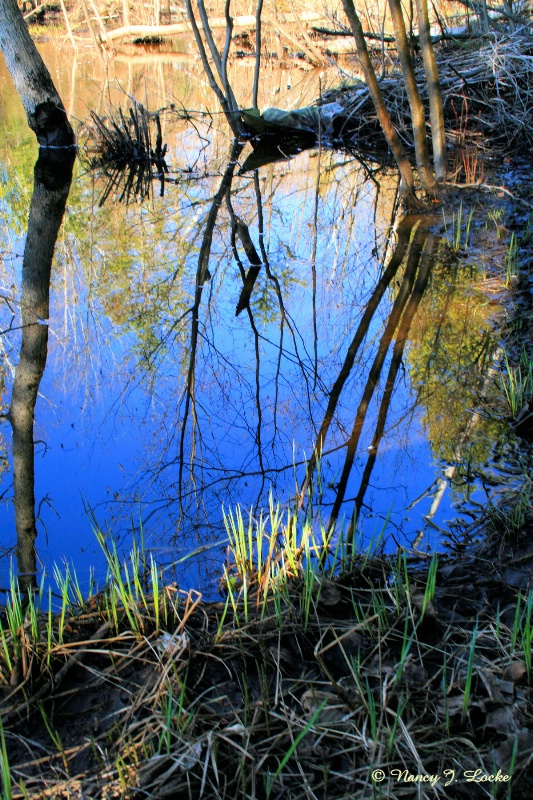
[0,0,74,147]
[341,0,418,209]
[480,0,491,32]
[388,0,438,198]
[415,0,447,183]
[184,0,243,136]
[252,0,264,109]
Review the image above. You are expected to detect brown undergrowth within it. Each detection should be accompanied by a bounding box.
[1,529,532,799]
[321,31,533,167]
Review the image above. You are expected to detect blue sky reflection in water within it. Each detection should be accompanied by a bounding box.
[0,46,505,597]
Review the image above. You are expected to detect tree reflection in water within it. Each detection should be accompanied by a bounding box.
[7,148,75,593]
[93,137,503,570]
[0,126,506,592]
[148,142,455,558]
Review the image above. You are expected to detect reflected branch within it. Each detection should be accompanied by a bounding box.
[7,149,75,593]
[351,232,438,530]
[226,194,265,481]
[177,139,244,506]
[310,135,322,391]
[253,174,318,436]
[300,214,421,503]
[326,220,430,533]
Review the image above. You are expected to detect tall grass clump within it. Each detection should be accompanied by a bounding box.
[501,348,533,418]
[223,495,332,608]
[85,99,168,204]
[443,200,475,252]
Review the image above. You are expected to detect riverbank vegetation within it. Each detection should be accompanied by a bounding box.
[0,498,532,798]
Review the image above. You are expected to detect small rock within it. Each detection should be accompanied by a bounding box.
[503,660,527,684]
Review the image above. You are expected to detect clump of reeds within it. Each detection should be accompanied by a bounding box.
[85,99,168,204]
[500,348,533,417]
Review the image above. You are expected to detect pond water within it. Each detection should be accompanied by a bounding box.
[0,42,513,597]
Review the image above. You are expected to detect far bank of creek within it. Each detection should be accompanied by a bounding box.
[0,40,531,599]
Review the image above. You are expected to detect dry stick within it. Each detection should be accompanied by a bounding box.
[415,0,447,183]
[87,0,109,43]
[341,0,418,209]
[378,2,389,80]
[80,0,105,64]
[388,0,438,198]
[253,0,264,110]
[312,25,395,42]
[292,8,329,65]
[266,14,322,66]
[59,0,77,51]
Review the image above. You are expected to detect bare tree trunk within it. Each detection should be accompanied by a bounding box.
[184,0,243,136]
[415,0,447,183]
[341,0,418,209]
[252,0,264,109]
[0,0,74,147]
[388,0,438,198]
[480,0,491,32]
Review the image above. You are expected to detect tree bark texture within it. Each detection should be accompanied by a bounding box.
[0,0,74,147]
[414,0,447,183]
[341,0,418,209]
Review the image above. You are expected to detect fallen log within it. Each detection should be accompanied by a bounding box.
[102,11,328,43]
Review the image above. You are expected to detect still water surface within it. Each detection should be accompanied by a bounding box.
[0,42,509,596]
